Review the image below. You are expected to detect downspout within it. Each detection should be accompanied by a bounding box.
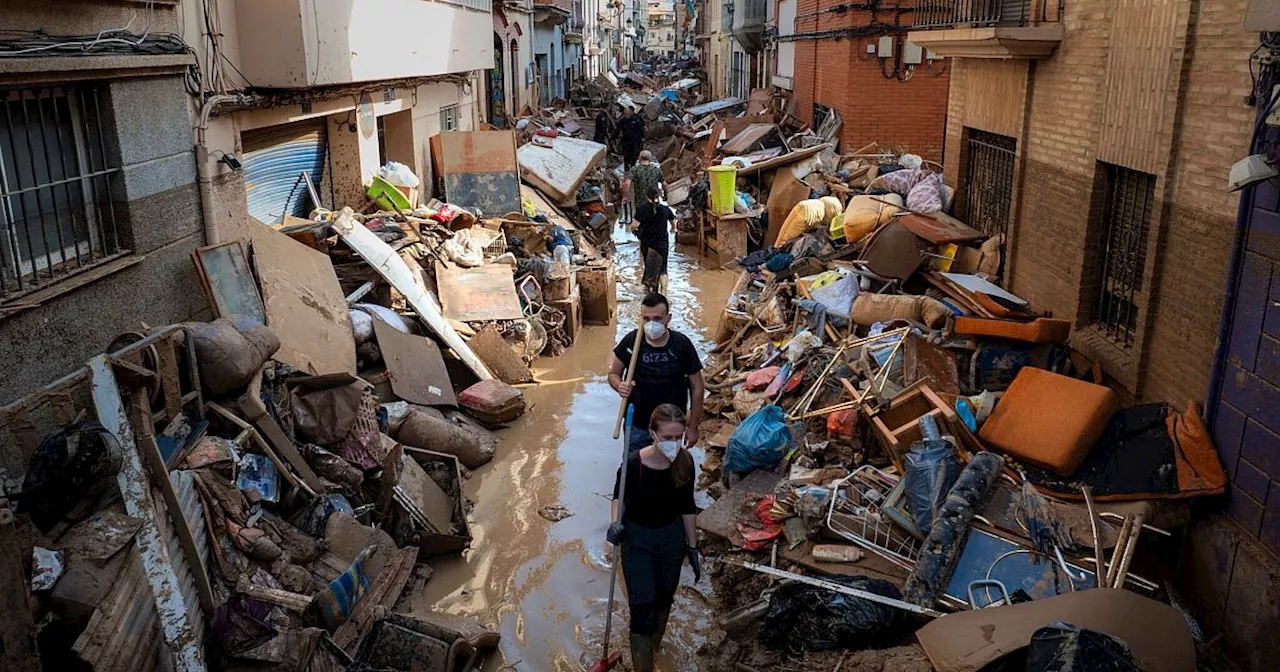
[194,94,248,246]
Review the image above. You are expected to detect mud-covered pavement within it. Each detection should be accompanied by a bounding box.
[417,225,735,671]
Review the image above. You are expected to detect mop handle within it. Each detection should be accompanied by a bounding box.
[601,405,635,664]
[612,327,644,439]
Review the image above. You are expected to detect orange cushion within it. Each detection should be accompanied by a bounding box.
[979,368,1119,476]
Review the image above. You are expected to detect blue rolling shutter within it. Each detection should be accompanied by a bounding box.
[242,120,327,225]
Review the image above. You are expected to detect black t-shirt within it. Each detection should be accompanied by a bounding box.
[636,202,674,251]
[613,329,703,429]
[613,452,698,528]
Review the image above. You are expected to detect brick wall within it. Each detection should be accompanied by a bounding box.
[940,0,1251,404]
[939,1,1280,667]
[787,1,950,160]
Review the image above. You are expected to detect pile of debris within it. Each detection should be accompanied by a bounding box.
[683,122,1226,671]
[1,125,621,671]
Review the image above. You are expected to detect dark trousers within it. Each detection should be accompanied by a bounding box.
[621,518,686,635]
[642,245,667,293]
[623,147,640,170]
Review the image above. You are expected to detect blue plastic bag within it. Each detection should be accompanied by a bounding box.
[726,405,794,474]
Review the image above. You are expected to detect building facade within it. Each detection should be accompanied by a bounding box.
[908,2,1276,668]
[0,0,210,405]
[493,2,537,124]
[534,0,578,106]
[775,1,950,160]
[695,0,735,100]
[647,1,678,58]
[186,0,491,240]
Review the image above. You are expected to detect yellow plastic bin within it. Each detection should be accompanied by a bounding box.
[707,165,737,215]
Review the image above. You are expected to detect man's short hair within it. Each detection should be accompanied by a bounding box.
[641,292,669,312]
[639,149,653,161]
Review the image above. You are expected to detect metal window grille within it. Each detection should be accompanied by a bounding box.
[1,84,122,301]
[1093,163,1156,347]
[960,128,1016,269]
[439,104,460,133]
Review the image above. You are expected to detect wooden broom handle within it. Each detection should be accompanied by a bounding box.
[612,327,645,439]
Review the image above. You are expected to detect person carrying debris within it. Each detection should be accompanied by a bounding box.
[616,105,646,170]
[609,292,705,453]
[633,185,675,294]
[606,403,702,672]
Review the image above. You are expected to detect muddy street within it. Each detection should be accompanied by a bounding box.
[418,226,734,671]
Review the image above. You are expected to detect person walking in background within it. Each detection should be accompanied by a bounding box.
[594,106,614,147]
[632,186,676,295]
[617,105,645,170]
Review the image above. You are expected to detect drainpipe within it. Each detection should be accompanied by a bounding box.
[194,94,249,245]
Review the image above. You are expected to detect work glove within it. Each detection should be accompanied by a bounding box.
[607,522,625,546]
[687,547,702,583]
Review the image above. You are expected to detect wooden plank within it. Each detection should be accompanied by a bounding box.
[250,223,357,376]
[734,143,833,176]
[239,370,327,496]
[703,120,724,168]
[332,212,492,380]
[371,318,458,406]
[128,391,216,616]
[332,546,418,651]
[435,262,524,322]
[157,337,183,422]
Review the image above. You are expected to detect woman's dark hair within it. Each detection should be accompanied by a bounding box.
[646,186,660,202]
[649,403,694,487]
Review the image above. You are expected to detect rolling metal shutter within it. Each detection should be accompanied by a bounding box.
[242,120,327,225]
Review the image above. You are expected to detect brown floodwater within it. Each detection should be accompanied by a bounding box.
[418,225,737,671]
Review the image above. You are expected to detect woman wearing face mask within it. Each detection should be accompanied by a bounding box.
[607,403,701,672]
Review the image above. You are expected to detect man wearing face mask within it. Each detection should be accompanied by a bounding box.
[609,292,705,453]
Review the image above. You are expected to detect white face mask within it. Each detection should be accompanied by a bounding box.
[656,439,682,461]
[643,320,667,340]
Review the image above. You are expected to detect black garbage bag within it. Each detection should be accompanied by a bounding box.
[18,421,122,533]
[1025,622,1138,672]
[760,575,913,652]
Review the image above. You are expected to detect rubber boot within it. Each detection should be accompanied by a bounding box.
[630,632,655,672]
[652,608,672,654]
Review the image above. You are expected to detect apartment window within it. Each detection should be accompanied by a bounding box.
[1091,163,1156,347]
[1,84,122,301]
[440,0,492,10]
[439,104,460,133]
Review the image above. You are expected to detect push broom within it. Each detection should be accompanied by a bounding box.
[591,328,643,672]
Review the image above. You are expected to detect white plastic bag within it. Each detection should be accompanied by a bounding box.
[806,268,860,318]
[377,161,421,189]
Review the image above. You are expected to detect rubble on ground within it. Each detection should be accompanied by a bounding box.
[611,80,1227,671]
[1,115,622,670]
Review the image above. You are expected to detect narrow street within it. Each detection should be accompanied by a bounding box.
[420,229,733,671]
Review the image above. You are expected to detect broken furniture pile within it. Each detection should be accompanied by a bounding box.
[687,136,1226,671]
[0,315,499,671]
[0,125,631,670]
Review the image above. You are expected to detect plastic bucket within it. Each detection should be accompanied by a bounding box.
[707,165,737,215]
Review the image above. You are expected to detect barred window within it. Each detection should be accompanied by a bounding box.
[1092,163,1156,347]
[439,104,460,133]
[1,84,123,301]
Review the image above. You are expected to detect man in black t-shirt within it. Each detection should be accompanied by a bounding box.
[632,186,676,294]
[609,292,705,452]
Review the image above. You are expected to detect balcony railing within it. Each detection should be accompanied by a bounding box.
[913,0,1040,29]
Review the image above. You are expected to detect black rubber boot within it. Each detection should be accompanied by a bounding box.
[652,608,672,654]
[630,632,654,672]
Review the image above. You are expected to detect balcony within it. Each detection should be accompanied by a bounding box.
[534,0,572,25]
[232,0,493,88]
[730,0,766,51]
[907,0,1063,59]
